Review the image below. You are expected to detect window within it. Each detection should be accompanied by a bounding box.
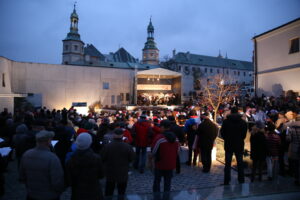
[126,93,130,101]
[226,70,229,75]
[111,95,115,104]
[65,45,69,51]
[185,66,189,71]
[120,93,124,101]
[244,72,246,76]
[204,68,207,73]
[74,45,78,51]
[178,66,181,71]
[217,69,220,74]
[238,71,240,76]
[103,82,109,90]
[210,68,213,73]
[192,67,195,72]
[289,38,299,54]
[234,71,236,75]
[2,73,5,87]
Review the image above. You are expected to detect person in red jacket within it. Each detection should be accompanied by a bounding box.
[116,122,133,144]
[151,120,180,193]
[132,115,151,173]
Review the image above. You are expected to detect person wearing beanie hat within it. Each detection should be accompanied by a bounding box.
[66,133,104,199]
[75,133,92,150]
[101,128,135,198]
[19,130,64,200]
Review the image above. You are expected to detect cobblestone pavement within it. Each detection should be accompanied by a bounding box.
[2,160,243,200]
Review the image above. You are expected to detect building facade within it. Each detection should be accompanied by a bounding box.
[253,18,300,97]
[163,51,253,99]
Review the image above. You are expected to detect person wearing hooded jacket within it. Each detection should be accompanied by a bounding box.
[220,107,247,185]
[151,120,180,193]
[66,133,104,200]
[132,115,151,173]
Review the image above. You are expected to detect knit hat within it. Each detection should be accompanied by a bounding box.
[75,133,92,150]
[114,128,124,135]
[16,124,28,134]
[36,130,55,142]
[160,120,171,129]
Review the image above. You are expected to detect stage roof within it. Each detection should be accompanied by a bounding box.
[137,68,181,78]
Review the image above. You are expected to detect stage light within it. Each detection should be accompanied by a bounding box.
[147,77,150,81]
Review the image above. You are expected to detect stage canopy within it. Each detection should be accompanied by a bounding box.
[137,68,181,79]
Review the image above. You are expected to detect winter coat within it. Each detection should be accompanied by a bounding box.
[123,129,133,144]
[66,148,104,200]
[266,132,281,157]
[101,138,135,182]
[286,121,300,160]
[170,122,185,143]
[132,119,151,147]
[196,119,218,150]
[19,146,64,200]
[151,131,180,170]
[250,130,267,161]
[220,113,247,152]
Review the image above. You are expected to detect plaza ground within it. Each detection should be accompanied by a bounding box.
[2,158,300,200]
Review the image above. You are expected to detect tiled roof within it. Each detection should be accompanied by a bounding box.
[113,48,138,63]
[70,60,158,70]
[84,44,105,60]
[173,52,253,70]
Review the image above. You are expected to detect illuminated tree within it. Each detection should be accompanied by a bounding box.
[200,74,240,122]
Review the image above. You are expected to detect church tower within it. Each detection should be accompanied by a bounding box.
[62,4,84,65]
[142,18,159,65]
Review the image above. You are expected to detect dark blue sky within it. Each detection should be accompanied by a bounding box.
[0,0,299,64]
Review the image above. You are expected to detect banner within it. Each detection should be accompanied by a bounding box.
[137,84,172,91]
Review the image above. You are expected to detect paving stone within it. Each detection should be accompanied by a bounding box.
[2,160,244,199]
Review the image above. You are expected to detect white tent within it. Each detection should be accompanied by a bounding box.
[137,68,181,78]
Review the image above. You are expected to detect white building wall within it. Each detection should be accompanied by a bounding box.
[3,57,134,110]
[0,57,14,113]
[255,19,300,96]
[257,68,300,96]
[256,20,300,72]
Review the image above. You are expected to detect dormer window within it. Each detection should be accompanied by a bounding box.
[74,45,78,51]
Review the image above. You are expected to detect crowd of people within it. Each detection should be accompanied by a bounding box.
[137,93,180,106]
[0,93,299,199]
